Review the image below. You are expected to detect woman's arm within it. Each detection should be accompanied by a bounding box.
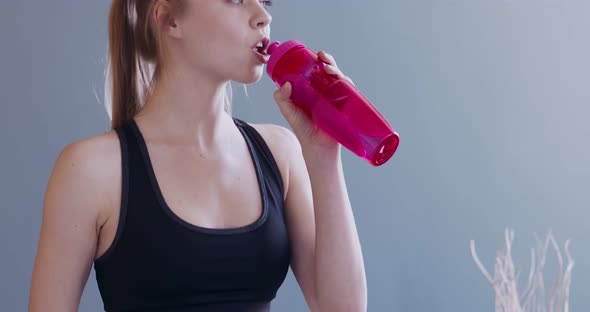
[287,140,367,312]
[270,49,369,311]
[29,140,111,312]
[253,123,366,311]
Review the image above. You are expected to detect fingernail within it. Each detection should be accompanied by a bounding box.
[281,82,290,95]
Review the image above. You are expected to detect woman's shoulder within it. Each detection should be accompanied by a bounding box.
[247,122,302,195]
[48,129,123,223]
[248,122,301,160]
[57,130,122,177]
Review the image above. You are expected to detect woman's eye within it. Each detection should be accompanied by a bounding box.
[228,0,272,7]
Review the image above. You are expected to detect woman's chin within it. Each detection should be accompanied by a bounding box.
[235,67,265,84]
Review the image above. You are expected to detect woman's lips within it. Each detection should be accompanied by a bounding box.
[253,48,270,64]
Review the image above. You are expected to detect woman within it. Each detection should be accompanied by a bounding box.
[29,0,367,311]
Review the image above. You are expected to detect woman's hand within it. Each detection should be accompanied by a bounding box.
[273,51,355,152]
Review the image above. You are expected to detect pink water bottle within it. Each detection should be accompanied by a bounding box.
[266,40,400,166]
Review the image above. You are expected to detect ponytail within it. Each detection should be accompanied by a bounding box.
[105,0,232,130]
[106,0,142,130]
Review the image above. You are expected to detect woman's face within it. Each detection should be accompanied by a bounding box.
[171,0,273,84]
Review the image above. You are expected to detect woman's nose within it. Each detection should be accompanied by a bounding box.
[251,5,272,29]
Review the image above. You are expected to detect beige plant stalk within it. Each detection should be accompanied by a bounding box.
[470,229,574,312]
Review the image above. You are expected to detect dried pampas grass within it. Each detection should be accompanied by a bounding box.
[470,229,574,312]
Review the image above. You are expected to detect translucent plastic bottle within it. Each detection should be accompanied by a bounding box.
[266,40,400,166]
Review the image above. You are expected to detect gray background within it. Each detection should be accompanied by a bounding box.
[1,0,589,311]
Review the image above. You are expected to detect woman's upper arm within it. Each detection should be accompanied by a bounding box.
[29,139,111,312]
[280,129,321,312]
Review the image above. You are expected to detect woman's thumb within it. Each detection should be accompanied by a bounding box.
[274,82,293,110]
[279,82,292,100]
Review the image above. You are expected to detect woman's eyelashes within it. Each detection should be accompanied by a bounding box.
[228,0,273,8]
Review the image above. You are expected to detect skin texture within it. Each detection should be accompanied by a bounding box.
[29,1,367,311]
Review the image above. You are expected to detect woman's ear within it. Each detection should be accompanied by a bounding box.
[153,0,182,39]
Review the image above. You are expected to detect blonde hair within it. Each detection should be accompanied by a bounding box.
[104,0,233,130]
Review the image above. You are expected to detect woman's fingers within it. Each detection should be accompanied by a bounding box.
[323,63,342,76]
[318,50,337,66]
[323,63,355,86]
[318,51,355,85]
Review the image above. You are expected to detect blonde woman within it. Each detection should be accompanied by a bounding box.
[29,1,367,311]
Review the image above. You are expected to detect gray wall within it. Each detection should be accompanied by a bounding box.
[1,1,589,311]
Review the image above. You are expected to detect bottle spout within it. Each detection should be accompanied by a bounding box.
[267,41,281,55]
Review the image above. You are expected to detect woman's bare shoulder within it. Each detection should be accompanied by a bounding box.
[249,122,301,196]
[56,130,121,183]
[249,122,299,161]
[49,129,123,221]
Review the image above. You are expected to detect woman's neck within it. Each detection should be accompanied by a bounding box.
[134,67,235,153]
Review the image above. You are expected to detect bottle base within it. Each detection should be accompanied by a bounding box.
[371,133,399,166]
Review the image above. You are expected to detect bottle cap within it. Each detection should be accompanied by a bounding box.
[266,40,305,78]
